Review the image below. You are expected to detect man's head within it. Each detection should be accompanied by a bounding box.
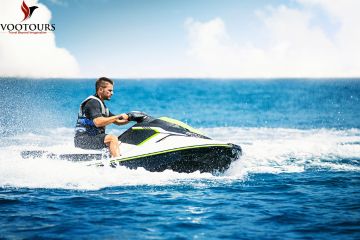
[96,77,114,101]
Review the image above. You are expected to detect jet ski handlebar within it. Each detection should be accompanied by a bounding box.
[127,111,150,123]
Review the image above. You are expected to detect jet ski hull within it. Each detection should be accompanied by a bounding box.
[110,144,242,173]
[21,144,241,173]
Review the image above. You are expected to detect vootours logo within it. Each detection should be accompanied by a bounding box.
[1,1,55,34]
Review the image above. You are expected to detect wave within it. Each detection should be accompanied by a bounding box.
[0,127,359,190]
[207,127,360,175]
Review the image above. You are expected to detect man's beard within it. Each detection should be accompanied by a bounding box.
[103,95,111,101]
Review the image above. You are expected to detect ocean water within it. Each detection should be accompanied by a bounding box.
[0,78,360,239]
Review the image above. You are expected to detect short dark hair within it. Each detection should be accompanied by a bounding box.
[96,77,113,91]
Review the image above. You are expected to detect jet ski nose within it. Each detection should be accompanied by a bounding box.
[230,144,242,158]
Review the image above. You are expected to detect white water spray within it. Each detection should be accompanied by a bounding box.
[0,127,359,190]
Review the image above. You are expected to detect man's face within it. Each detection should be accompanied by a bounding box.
[99,82,114,100]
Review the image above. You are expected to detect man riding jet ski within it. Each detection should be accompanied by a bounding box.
[21,111,242,173]
[74,77,130,157]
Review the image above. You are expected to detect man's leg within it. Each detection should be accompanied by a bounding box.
[104,134,120,157]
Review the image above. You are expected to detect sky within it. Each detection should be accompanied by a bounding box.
[0,0,359,79]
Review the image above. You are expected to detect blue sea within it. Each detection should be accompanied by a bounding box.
[0,78,360,239]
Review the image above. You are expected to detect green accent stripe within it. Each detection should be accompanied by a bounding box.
[159,117,204,135]
[110,144,232,164]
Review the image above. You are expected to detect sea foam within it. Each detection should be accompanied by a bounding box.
[0,127,359,190]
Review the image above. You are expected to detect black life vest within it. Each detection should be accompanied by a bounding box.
[75,95,110,136]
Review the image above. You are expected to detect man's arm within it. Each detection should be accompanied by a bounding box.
[93,114,129,127]
[93,115,121,127]
[84,100,129,127]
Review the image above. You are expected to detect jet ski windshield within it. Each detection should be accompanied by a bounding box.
[119,112,210,145]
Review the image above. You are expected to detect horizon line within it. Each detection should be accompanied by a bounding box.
[1,77,360,81]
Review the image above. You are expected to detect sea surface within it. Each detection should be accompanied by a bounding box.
[0,78,360,239]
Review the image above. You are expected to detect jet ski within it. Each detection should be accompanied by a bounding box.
[21,112,242,173]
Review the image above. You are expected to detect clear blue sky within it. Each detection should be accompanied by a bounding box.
[45,0,302,78]
[50,0,288,51]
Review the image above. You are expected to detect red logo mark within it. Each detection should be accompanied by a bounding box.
[21,1,38,22]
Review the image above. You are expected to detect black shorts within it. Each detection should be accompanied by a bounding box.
[74,133,107,150]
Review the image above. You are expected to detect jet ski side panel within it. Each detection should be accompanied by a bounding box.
[110,144,242,173]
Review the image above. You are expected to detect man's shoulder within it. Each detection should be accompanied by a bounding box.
[84,98,102,110]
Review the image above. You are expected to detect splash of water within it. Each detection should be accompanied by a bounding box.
[0,127,359,190]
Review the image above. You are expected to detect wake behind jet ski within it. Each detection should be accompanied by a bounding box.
[21,112,242,173]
